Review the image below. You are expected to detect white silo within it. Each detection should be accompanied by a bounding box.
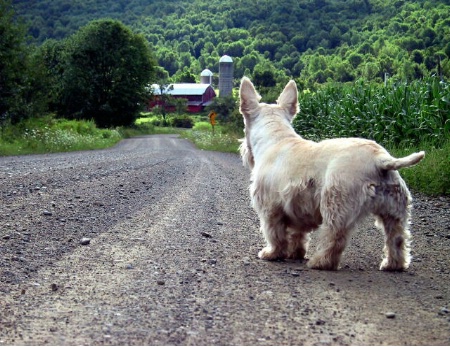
[200,69,213,85]
[218,55,233,97]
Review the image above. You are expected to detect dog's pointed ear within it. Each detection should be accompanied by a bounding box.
[240,77,261,118]
[277,80,299,118]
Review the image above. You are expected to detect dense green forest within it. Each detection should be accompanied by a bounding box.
[12,0,450,88]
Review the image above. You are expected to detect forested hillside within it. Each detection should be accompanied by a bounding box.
[11,0,450,87]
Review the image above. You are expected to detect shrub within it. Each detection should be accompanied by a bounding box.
[171,116,194,128]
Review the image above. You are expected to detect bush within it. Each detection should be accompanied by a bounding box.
[171,116,194,128]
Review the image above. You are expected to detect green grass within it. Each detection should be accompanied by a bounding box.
[181,123,241,153]
[0,115,187,157]
[118,122,183,138]
[0,116,122,156]
[390,140,450,196]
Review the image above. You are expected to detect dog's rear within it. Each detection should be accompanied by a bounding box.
[239,76,425,271]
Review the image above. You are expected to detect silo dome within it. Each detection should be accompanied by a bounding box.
[219,55,233,63]
[200,69,213,85]
[201,69,213,76]
[219,55,234,97]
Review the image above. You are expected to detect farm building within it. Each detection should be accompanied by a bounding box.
[148,83,216,113]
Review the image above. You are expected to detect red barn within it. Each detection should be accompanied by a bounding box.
[149,83,216,113]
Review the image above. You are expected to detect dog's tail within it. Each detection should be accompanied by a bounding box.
[377,151,425,171]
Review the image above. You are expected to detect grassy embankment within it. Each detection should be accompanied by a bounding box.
[0,116,122,156]
[0,115,184,156]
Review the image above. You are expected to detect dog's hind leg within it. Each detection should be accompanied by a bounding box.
[307,224,351,270]
[375,214,411,271]
[307,184,360,270]
[257,208,288,260]
[374,180,412,271]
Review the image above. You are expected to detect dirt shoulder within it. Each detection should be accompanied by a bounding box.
[1,135,449,345]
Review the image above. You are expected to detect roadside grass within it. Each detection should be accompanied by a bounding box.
[0,115,188,156]
[390,139,450,196]
[119,122,183,138]
[180,122,242,153]
[0,116,122,156]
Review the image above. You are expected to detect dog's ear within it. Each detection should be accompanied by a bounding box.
[240,77,261,118]
[277,80,299,119]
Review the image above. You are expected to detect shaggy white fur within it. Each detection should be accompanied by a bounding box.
[239,77,425,271]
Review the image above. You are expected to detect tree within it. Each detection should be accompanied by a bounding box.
[175,68,197,83]
[152,82,173,126]
[0,0,28,124]
[34,39,67,111]
[253,63,276,88]
[206,95,236,123]
[348,52,364,68]
[58,19,157,127]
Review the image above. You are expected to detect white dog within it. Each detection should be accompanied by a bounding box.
[239,77,425,271]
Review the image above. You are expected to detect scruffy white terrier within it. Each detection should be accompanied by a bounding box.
[239,77,425,271]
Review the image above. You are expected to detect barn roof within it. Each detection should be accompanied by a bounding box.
[151,83,213,96]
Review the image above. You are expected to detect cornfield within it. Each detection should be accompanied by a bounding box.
[293,77,450,148]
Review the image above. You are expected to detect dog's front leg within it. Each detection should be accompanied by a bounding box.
[257,209,288,261]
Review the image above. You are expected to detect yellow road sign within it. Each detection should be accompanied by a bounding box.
[208,111,217,126]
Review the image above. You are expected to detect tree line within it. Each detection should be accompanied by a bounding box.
[3,0,450,128]
[12,0,450,89]
[1,0,156,128]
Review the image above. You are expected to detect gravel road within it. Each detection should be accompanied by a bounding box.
[1,134,449,345]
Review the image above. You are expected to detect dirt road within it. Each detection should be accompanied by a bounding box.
[1,134,449,345]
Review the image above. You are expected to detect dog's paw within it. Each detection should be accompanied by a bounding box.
[258,247,283,261]
[379,258,409,271]
[306,256,339,271]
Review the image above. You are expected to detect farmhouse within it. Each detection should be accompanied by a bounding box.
[149,83,216,113]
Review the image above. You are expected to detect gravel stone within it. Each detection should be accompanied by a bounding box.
[80,237,91,245]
